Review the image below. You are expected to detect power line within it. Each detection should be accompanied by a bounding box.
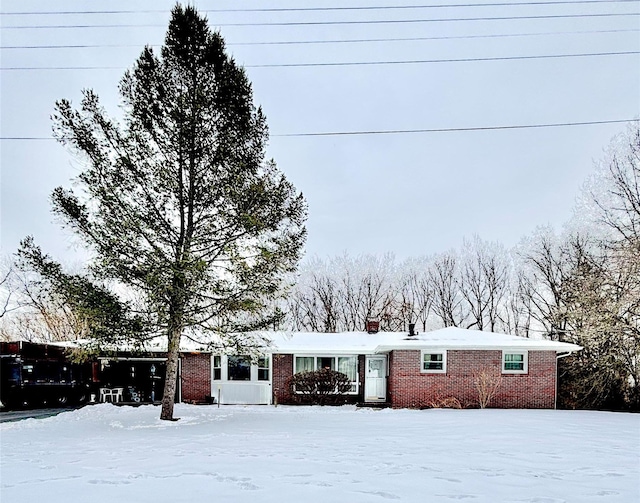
[2,28,638,50]
[2,119,636,141]
[1,0,637,15]
[251,50,640,68]
[274,119,638,136]
[2,50,637,71]
[3,12,639,29]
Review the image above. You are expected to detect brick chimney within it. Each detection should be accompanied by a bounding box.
[366,318,380,334]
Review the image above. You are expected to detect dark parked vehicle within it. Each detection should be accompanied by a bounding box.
[1,341,170,410]
[0,341,94,409]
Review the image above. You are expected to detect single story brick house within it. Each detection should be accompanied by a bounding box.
[180,327,582,409]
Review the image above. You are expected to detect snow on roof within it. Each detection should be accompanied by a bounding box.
[265,327,582,354]
[46,337,211,354]
[44,327,582,355]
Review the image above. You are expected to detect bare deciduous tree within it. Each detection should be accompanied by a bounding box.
[500,268,533,338]
[459,236,509,332]
[591,121,640,249]
[429,252,462,328]
[396,259,433,332]
[0,257,22,321]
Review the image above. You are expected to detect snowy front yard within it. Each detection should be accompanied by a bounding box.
[1,405,638,503]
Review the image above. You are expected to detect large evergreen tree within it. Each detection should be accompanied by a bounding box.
[49,5,307,420]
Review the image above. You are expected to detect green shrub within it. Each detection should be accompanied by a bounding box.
[288,368,353,405]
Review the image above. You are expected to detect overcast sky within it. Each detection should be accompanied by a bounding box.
[1,0,639,265]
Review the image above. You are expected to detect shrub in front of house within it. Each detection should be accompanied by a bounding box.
[288,368,353,405]
[422,396,463,409]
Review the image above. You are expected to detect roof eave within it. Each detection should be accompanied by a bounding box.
[374,343,583,353]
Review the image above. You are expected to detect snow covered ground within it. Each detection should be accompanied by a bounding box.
[1,405,638,503]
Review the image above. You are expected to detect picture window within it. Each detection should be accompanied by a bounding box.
[227,355,251,381]
[293,355,358,393]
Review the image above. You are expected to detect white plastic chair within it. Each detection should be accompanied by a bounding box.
[99,388,114,402]
[113,388,124,403]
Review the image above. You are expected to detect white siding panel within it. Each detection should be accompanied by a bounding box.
[218,382,271,405]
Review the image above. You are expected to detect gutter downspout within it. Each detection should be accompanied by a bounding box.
[555,352,574,410]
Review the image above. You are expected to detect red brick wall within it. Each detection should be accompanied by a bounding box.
[272,354,294,404]
[358,354,366,400]
[180,353,211,403]
[388,350,557,409]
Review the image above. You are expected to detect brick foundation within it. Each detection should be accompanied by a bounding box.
[180,353,211,403]
[388,350,556,409]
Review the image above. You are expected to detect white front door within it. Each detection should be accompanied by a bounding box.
[364,356,387,402]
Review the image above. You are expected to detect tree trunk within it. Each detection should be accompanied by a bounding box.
[160,324,182,420]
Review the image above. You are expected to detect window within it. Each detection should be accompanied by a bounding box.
[338,356,358,392]
[227,355,251,381]
[317,356,335,371]
[293,355,359,393]
[295,357,314,373]
[213,355,221,380]
[257,357,270,381]
[337,357,357,381]
[503,351,528,374]
[421,351,446,373]
[213,355,271,382]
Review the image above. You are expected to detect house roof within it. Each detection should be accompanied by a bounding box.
[266,327,582,354]
[45,327,582,355]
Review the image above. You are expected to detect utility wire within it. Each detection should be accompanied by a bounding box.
[2,28,638,50]
[2,119,636,141]
[3,12,639,29]
[1,0,638,15]
[251,50,640,68]
[274,119,637,136]
[2,50,637,71]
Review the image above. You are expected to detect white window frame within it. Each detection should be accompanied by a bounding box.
[420,350,447,374]
[212,355,271,382]
[502,351,528,374]
[257,356,270,381]
[212,355,222,381]
[293,355,359,394]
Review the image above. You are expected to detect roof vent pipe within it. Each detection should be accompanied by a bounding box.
[408,323,416,337]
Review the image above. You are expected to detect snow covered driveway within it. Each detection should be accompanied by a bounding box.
[1,404,638,502]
